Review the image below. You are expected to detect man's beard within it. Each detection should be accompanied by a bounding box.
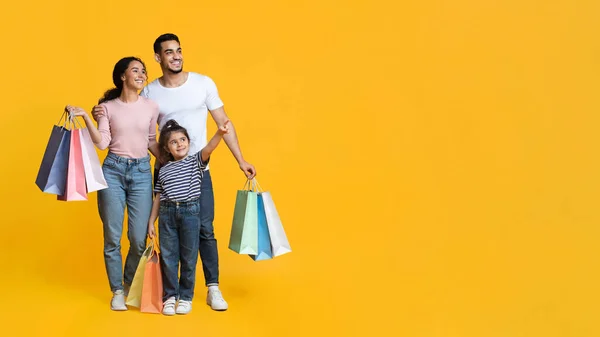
[168,67,183,74]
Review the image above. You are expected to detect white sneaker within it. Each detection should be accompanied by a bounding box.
[162,297,176,316]
[176,300,192,315]
[111,290,127,311]
[207,288,228,311]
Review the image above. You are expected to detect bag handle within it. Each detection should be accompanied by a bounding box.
[242,178,264,193]
[148,238,160,257]
[242,179,252,191]
[61,107,85,130]
[253,178,264,193]
[69,111,84,130]
[58,108,69,127]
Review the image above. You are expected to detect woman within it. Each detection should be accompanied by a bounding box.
[67,56,160,311]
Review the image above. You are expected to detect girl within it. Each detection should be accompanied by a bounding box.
[148,119,229,315]
[66,56,160,311]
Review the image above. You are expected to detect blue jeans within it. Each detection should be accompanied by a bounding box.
[98,152,153,292]
[159,198,201,301]
[154,167,219,286]
[199,169,219,285]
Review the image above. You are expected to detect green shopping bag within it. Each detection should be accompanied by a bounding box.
[228,180,259,255]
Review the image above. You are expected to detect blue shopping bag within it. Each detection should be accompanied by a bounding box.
[35,111,71,195]
[250,194,273,261]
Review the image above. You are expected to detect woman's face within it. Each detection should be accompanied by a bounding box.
[121,60,147,91]
[166,131,190,161]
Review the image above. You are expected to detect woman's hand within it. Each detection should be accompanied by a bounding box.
[65,105,89,119]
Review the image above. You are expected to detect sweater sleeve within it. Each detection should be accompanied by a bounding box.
[95,103,112,150]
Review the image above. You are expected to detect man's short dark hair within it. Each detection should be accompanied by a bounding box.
[154,33,180,54]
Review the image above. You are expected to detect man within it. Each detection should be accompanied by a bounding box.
[92,33,256,311]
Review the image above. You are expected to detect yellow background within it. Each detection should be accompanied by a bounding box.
[1,0,599,336]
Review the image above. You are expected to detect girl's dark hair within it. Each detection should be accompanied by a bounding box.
[159,119,190,162]
[98,56,146,104]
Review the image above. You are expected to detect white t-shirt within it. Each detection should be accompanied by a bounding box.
[140,72,224,164]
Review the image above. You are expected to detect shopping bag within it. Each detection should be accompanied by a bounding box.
[140,241,163,314]
[125,243,153,308]
[79,127,108,193]
[228,180,259,255]
[35,111,70,195]
[250,193,273,261]
[257,180,291,257]
[58,117,87,201]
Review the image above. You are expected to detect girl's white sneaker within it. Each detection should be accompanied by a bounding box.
[162,297,176,316]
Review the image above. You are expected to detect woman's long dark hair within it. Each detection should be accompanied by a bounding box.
[98,56,146,104]
[159,119,190,162]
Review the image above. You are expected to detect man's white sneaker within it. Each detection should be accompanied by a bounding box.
[111,290,127,311]
[207,288,228,311]
[176,300,192,315]
[162,297,176,316]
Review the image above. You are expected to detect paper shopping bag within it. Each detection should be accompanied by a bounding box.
[58,128,88,201]
[250,194,273,261]
[140,243,163,314]
[35,111,71,195]
[125,243,153,308]
[261,190,292,257]
[228,180,258,255]
[79,127,108,193]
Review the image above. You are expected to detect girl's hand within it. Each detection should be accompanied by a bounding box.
[217,120,230,135]
[148,224,156,239]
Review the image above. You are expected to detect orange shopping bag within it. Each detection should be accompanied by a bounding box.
[140,240,163,313]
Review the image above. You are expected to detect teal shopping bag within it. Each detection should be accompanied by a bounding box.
[228,180,258,255]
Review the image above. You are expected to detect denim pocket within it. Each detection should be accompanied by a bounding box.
[188,202,200,216]
[159,204,168,215]
[103,158,117,168]
[138,161,151,173]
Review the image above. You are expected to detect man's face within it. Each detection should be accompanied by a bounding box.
[157,40,183,74]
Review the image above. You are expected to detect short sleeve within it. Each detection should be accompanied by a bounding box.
[204,76,224,111]
[140,85,149,98]
[153,170,164,194]
[195,150,210,170]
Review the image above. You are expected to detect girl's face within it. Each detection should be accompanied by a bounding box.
[166,131,189,161]
[121,60,147,91]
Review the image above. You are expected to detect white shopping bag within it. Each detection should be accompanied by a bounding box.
[79,127,108,192]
